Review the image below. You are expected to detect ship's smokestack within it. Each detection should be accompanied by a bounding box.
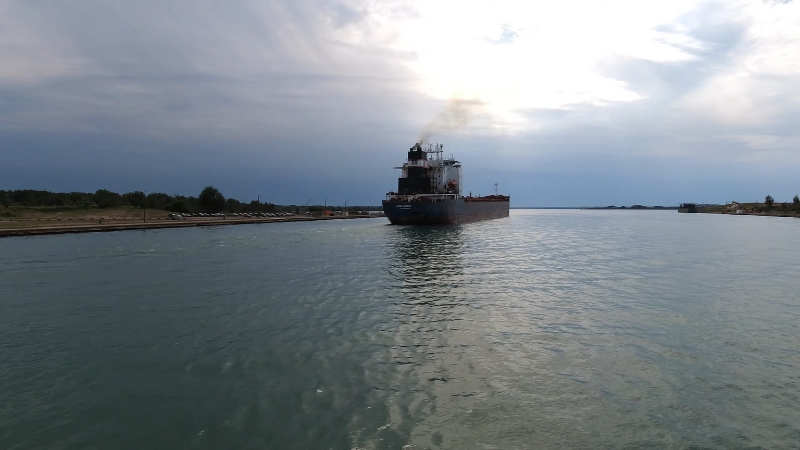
[407,142,426,161]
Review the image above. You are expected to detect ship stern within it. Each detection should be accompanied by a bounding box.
[382,199,456,225]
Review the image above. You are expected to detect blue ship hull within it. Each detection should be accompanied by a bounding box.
[382,198,509,225]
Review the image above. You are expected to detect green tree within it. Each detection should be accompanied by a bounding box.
[198,186,225,213]
[166,199,189,213]
[123,191,146,208]
[765,195,774,209]
[223,198,241,213]
[93,189,122,208]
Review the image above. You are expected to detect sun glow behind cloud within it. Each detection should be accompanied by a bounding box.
[357,0,708,131]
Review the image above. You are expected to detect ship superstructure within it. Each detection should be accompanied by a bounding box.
[383,143,509,225]
[394,143,462,198]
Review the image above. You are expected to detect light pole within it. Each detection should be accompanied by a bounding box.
[258,194,261,212]
[143,190,147,223]
[344,198,350,210]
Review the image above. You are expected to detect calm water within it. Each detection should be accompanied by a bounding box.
[1,210,799,449]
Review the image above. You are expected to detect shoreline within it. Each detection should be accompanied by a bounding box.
[0,215,381,239]
[695,210,800,218]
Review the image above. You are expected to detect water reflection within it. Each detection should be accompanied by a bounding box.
[360,226,495,449]
[387,225,466,302]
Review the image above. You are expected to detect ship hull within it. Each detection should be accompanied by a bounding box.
[382,198,509,225]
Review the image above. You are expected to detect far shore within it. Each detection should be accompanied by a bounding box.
[694,209,800,218]
[687,202,800,218]
[0,215,381,239]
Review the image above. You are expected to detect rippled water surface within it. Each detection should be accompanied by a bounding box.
[2,210,800,449]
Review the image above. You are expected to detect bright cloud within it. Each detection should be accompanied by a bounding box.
[329,0,800,138]
[677,0,800,126]
[343,0,710,129]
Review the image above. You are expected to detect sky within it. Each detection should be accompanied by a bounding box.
[1,0,799,207]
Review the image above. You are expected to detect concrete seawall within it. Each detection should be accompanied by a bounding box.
[0,215,380,239]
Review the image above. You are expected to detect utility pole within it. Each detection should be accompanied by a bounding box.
[143,190,147,223]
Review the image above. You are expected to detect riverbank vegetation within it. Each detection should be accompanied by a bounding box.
[0,186,276,216]
[701,195,800,216]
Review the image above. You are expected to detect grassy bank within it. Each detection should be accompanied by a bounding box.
[0,208,15,218]
[698,202,800,217]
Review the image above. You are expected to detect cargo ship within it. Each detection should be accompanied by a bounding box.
[382,143,510,225]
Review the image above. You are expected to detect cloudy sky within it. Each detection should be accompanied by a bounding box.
[1,0,799,206]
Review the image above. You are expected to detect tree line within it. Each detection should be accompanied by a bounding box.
[763,195,800,212]
[0,186,275,214]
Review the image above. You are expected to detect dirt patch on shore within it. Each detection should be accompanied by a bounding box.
[0,215,376,238]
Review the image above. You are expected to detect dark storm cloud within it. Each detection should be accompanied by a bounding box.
[0,0,415,134]
[0,0,429,202]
